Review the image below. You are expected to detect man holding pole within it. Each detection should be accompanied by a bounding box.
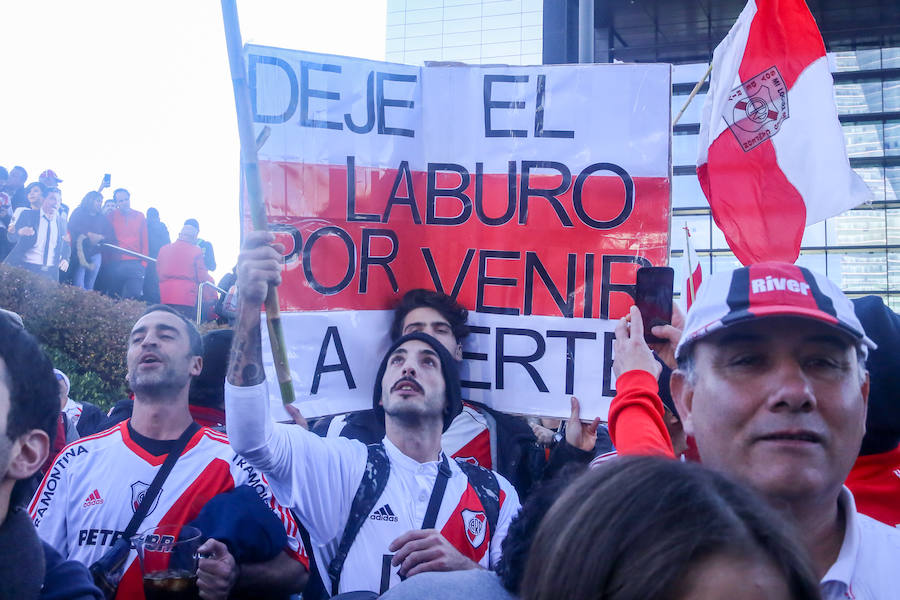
[225,232,521,596]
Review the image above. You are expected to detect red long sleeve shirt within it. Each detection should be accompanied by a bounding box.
[109,209,148,261]
[608,370,675,459]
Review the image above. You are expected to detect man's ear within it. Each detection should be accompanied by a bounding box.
[453,343,463,362]
[7,429,50,481]
[670,371,695,437]
[190,356,203,377]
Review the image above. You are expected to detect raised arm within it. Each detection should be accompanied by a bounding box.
[223,232,368,543]
[227,231,280,388]
[608,306,675,458]
[225,231,284,462]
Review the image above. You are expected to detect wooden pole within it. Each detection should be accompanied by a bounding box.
[672,62,713,126]
[221,0,295,405]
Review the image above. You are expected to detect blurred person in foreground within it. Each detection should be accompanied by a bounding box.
[611,261,900,596]
[0,313,102,599]
[522,457,821,600]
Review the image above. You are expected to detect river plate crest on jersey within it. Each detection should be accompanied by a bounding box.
[461,509,487,548]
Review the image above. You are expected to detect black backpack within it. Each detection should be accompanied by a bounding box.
[325,442,501,596]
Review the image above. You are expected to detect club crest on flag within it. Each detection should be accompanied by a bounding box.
[461,509,487,548]
[724,66,789,152]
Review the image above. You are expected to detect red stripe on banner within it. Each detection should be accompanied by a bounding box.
[252,160,670,319]
[739,0,825,90]
[698,135,804,265]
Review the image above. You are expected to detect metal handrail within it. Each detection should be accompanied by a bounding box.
[196,281,228,324]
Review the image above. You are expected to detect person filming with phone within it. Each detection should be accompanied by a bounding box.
[609,261,900,595]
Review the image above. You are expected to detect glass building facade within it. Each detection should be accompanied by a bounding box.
[671,49,900,310]
[385,0,543,65]
[384,3,899,309]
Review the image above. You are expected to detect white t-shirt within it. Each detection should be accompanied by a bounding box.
[226,382,521,596]
[820,487,900,599]
[29,421,308,599]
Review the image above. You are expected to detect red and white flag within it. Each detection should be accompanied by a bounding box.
[682,225,702,310]
[696,0,870,265]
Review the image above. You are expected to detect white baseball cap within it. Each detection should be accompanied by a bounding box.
[675,261,876,360]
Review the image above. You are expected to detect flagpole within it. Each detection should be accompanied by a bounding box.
[221,0,295,406]
[684,223,696,306]
[672,62,713,126]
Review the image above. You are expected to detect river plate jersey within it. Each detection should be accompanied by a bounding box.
[28,421,308,599]
[266,432,519,595]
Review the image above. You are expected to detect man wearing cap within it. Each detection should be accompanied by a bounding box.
[613,261,899,597]
[225,231,521,596]
[38,169,62,189]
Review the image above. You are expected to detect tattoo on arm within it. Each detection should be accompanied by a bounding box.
[228,308,265,386]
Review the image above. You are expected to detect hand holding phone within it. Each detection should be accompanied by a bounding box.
[99,173,111,191]
[634,266,674,344]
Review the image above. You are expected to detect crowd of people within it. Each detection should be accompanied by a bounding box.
[0,165,223,321]
[1,222,899,598]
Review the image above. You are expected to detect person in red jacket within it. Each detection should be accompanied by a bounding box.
[844,295,900,528]
[156,219,210,320]
[107,188,148,299]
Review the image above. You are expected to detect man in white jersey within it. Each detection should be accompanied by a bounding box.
[666,262,900,598]
[225,231,521,596]
[30,305,309,599]
[319,288,547,494]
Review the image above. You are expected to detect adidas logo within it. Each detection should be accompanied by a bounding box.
[369,504,398,522]
[893,469,900,480]
[83,489,104,508]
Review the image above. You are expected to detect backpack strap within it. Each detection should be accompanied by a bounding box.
[327,443,390,596]
[454,459,501,560]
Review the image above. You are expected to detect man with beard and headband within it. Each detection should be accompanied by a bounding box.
[225,231,521,597]
[29,305,309,599]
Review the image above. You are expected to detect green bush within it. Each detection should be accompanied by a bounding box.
[42,346,124,411]
[0,264,146,407]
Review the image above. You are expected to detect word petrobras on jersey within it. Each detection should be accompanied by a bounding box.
[78,528,127,548]
[32,445,88,526]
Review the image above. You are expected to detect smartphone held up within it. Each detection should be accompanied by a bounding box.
[634,266,674,344]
